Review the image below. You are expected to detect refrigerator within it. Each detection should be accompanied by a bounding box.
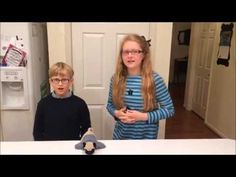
[0,22,49,141]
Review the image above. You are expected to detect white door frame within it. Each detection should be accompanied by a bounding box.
[47,22,173,139]
[184,23,220,116]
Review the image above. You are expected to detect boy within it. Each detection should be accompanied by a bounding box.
[33,62,91,140]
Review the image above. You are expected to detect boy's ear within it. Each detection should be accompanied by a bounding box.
[70,78,74,85]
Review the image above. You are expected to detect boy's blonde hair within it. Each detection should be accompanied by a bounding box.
[49,62,74,78]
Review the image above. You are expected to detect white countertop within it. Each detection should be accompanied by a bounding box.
[1,139,235,155]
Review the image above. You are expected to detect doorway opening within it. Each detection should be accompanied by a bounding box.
[165,22,221,139]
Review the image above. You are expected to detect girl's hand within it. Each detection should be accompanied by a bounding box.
[125,110,148,122]
[114,107,135,124]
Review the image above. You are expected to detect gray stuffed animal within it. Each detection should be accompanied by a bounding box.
[75,128,105,155]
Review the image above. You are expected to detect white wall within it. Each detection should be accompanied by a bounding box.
[0,23,2,141]
[31,23,49,111]
[150,23,173,138]
[47,23,71,66]
[205,23,235,139]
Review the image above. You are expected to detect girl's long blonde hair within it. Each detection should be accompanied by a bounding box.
[112,34,156,112]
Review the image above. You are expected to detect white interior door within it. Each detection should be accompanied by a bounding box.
[192,23,217,119]
[72,23,150,139]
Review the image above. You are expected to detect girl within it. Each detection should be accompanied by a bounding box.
[106,34,175,139]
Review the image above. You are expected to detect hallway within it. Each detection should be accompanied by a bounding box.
[165,83,221,139]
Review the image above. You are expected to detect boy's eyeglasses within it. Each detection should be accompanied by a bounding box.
[122,49,143,56]
[51,78,70,84]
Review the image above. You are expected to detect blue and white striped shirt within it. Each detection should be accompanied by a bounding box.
[106,72,175,139]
